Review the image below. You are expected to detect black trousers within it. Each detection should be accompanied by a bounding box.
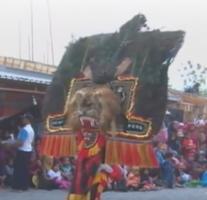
[13,150,31,190]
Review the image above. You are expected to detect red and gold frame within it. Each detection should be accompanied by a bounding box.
[45,76,152,140]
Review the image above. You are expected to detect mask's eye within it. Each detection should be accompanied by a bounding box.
[83,98,92,107]
[87,102,93,107]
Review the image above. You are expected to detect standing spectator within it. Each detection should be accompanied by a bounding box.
[162,152,175,188]
[12,114,35,191]
[181,131,197,161]
[154,142,167,183]
[155,142,166,166]
[154,123,168,144]
[167,121,180,153]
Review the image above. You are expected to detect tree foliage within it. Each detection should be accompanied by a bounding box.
[179,61,207,95]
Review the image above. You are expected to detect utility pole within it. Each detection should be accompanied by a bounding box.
[46,0,55,65]
[18,22,22,59]
[28,36,31,60]
[30,0,34,61]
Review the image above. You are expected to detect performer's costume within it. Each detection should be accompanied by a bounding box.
[40,78,159,200]
[69,119,106,200]
[40,14,184,200]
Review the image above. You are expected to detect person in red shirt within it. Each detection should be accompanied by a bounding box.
[182,132,197,161]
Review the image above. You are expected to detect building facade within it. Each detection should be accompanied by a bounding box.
[167,88,207,122]
[1,55,206,126]
[0,56,56,120]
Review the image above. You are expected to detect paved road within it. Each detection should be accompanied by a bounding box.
[0,188,207,200]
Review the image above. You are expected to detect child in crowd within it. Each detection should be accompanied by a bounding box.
[177,170,191,186]
[182,127,197,161]
[110,165,127,191]
[126,167,140,190]
[0,145,6,188]
[34,156,57,190]
[200,164,207,187]
[139,169,157,191]
[60,157,73,181]
[47,162,70,190]
[34,137,42,158]
[4,158,14,186]
[29,154,42,188]
[154,123,168,144]
[0,165,6,188]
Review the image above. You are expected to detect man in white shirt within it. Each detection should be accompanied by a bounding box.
[12,114,35,191]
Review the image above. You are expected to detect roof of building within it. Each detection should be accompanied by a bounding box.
[0,64,52,85]
[168,90,182,102]
[0,56,57,75]
[168,88,207,105]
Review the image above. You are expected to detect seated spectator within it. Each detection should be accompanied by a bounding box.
[35,168,57,190]
[4,158,14,186]
[0,145,6,188]
[179,171,191,185]
[34,156,57,190]
[110,165,127,191]
[0,165,6,188]
[126,167,140,190]
[42,155,53,171]
[139,169,157,191]
[148,168,161,186]
[60,157,73,181]
[47,162,70,190]
[200,165,207,187]
[29,154,42,187]
[182,126,197,161]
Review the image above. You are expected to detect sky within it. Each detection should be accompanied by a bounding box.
[0,0,206,90]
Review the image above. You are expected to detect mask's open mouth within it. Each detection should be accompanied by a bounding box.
[80,116,99,131]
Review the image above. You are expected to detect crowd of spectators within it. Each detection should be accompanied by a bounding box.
[153,119,207,189]
[0,117,207,192]
[0,137,75,190]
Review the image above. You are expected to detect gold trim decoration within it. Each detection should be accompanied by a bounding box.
[46,77,88,133]
[115,76,152,139]
[117,75,138,114]
[67,194,87,200]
